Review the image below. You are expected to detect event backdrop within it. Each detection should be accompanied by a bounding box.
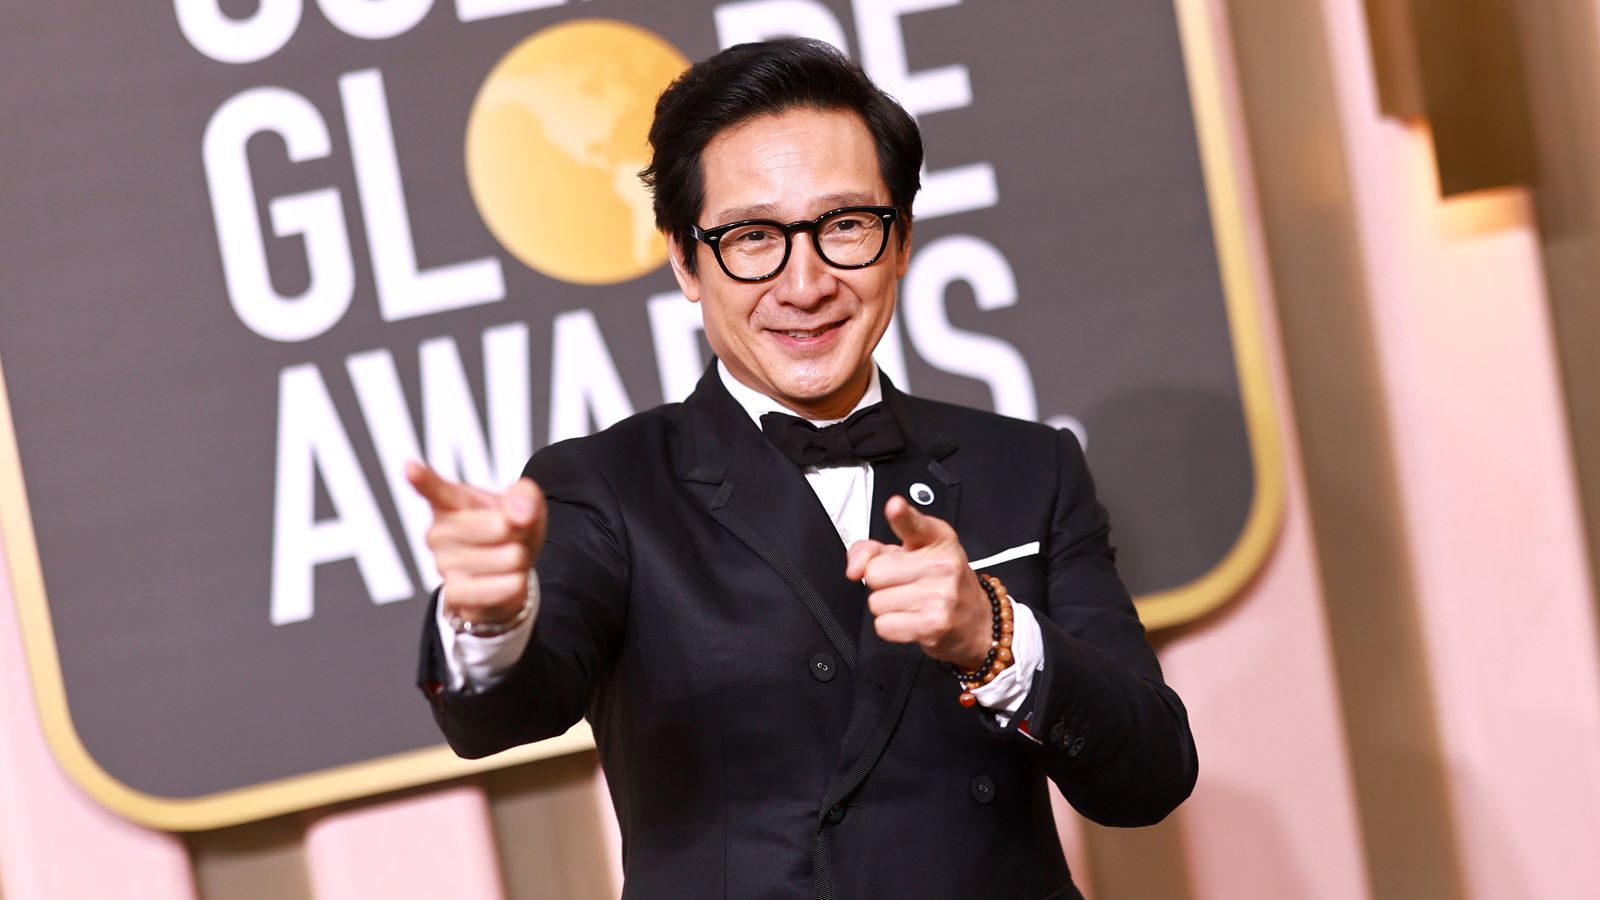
[0,0,1276,828]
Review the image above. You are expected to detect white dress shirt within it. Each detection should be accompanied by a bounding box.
[437,362,1043,725]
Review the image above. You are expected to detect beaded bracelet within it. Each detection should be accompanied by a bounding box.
[947,573,1015,707]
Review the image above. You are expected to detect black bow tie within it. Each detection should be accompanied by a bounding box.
[760,403,906,467]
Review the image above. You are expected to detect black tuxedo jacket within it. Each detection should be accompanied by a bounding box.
[419,365,1197,900]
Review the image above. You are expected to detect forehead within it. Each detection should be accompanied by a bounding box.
[699,107,887,224]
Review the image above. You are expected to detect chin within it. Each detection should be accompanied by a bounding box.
[773,363,849,399]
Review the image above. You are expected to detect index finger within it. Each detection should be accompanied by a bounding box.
[885,495,947,550]
[405,460,488,512]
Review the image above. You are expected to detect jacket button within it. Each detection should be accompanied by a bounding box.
[824,803,847,824]
[810,653,836,683]
[970,774,996,804]
[1048,721,1067,743]
[1067,736,1086,757]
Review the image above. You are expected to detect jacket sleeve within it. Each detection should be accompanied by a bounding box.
[999,428,1199,826]
[416,440,631,760]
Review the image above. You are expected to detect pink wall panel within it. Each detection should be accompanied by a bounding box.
[1319,2,1600,897]
[1165,477,1371,900]
[1161,6,1370,888]
[303,783,503,900]
[0,546,197,900]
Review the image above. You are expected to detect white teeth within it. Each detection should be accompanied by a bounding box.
[781,326,830,338]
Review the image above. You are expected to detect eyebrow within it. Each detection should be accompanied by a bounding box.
[708,191,883,225]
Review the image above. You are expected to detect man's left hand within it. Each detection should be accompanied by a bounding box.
[846,496,991,670]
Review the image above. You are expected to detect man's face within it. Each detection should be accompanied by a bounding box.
[669,107,910,420]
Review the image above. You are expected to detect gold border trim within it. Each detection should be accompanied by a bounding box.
[0,0,1281,830]
[1132,0,1287,630]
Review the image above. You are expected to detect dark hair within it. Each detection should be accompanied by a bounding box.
[641,38,923,275]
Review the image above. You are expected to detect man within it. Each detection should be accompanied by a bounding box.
[410,38,1196,900]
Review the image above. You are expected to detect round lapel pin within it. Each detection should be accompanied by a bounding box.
[909,482,935,506]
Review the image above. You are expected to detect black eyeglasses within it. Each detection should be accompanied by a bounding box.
[690,205,897,282]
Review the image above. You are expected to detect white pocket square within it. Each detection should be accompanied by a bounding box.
[968,542,1042,570]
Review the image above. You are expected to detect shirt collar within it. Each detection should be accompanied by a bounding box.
[717,359,883,429]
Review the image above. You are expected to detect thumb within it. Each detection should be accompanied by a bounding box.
[886,495,940,549]
[501,477,545,530]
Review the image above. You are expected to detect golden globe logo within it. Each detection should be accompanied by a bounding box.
[465,20,688,286]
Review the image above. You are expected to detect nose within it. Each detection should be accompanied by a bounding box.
[771,234,838,310]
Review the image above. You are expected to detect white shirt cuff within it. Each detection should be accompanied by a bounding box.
[971,600,1044,728]
[435,574,540,692]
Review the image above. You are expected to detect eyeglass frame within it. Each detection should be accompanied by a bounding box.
[688,205,899,283]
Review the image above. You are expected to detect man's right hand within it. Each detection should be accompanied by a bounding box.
[404,460,547,626]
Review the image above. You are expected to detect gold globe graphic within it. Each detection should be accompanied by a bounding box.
[465,20,688,285]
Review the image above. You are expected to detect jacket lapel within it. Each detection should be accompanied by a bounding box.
[677,365,868,676]
[834,376,963,763]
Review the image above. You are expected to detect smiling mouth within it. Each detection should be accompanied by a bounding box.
[773,321,844,339]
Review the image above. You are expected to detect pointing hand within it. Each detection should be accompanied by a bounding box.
[405,460,546,626]
[845,496,990,670]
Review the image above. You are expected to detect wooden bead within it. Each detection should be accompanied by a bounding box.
[997,646,1014,664]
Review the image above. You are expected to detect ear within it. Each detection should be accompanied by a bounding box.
[892,220,913,280]
[667,236,702,303]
